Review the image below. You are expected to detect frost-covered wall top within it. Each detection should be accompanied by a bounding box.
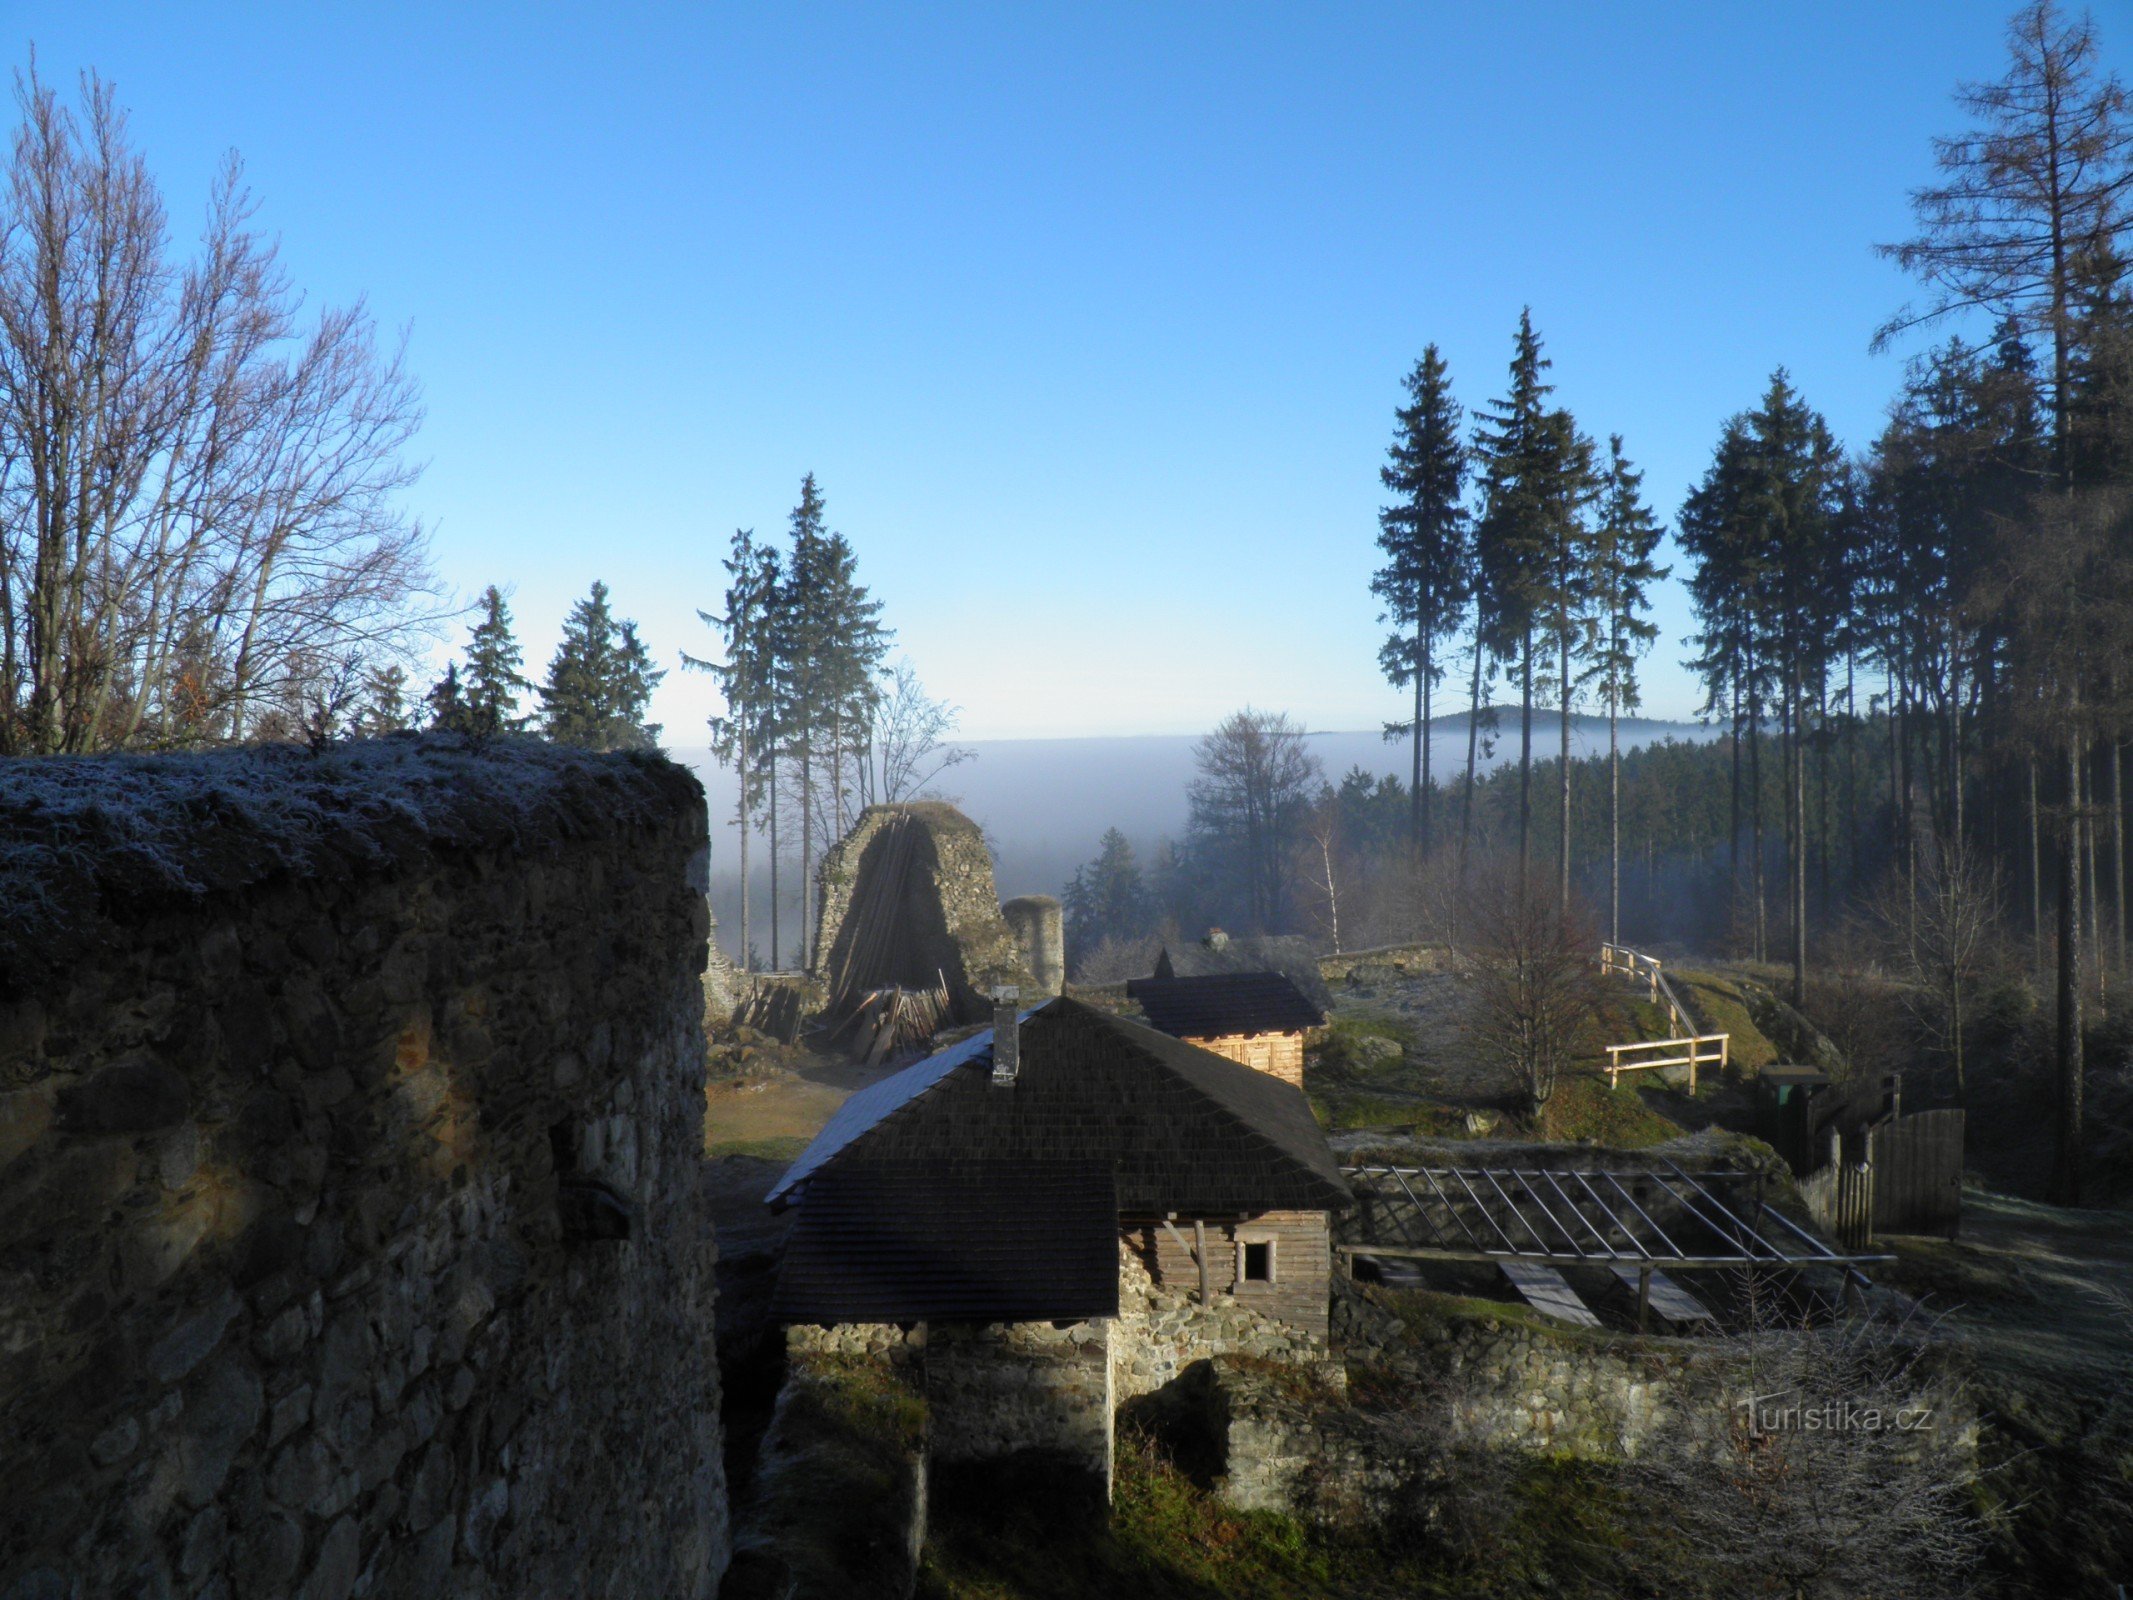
[0,734,704,990]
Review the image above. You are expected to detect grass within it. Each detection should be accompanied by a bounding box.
[917,1423,1649,1600]
[1539,1073,1688,1147]
[1670,970,1779,1072]
[704,1133,811,1162]
[702,1071,848,1157]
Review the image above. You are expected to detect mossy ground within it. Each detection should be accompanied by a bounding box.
[915,1426,1646,1600]
[1668,970,1779,1072]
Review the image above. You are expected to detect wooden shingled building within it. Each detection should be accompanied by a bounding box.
[1124,970,1325,1088]
[768,996,1351,1340]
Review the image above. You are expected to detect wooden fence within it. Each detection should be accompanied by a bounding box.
[1602,1034,1730,1092]
[1801,1157,1875,1249]
[1800,1108,1965,1245]
[1599,943,1697,1038]
[1869,1109,1965,1237]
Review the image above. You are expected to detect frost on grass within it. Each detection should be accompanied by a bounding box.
[0,733,701,984]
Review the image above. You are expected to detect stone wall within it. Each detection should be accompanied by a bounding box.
[924,1320,1112,1490]
[1333,1280,1722,1459]
[729,1353,925,1600]
[0,737,727,1600]
[811,803,1030,1022]
[1113,1238,1330,1401]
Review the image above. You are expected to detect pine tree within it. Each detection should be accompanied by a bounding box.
[1535,407,1602,911]
[425,661,471,735]
[686,529,782,972]
[610,623,666,751]
[777,477,833,967]
[1588,436,1668,945]
[1374,344,1471,859]
[462,586,531,740]
[541,581,663,751]
[357,664,412,737]
[1062,828,1153,962]
[1471,311,1588,896]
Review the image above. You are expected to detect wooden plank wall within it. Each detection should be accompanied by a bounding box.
[1187,1032,1305,1087]
[1871,1109,1965,1237]
[1122,1209,1331,1338]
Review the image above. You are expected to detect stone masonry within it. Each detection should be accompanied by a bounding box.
[0,737,728,1600]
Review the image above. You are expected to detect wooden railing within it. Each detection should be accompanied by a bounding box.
[1599,942,1696,1038]
[1603,1034,1729,1092]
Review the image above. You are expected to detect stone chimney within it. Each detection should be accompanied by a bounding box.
[990,985,1021,1085]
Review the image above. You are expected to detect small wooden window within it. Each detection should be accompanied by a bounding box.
[1237,1238,1275,1289]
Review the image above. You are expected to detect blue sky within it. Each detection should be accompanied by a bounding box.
[11,3,2103,738]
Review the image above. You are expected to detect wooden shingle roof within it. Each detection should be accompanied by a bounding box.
[769,997,1351,1216]
[773,1158,1119,1326]
[1152,935,1334,1012]
[1126,971,1324,1039]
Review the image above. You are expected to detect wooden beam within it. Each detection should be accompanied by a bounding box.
[1336,1243,1894,1268]
[1194,1218,1210,1306]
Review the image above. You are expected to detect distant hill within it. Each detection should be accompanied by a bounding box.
[674,709,1717,962]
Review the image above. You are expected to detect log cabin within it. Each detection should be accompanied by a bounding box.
[768,995,1349,1340]
[1123,970,1325,1088]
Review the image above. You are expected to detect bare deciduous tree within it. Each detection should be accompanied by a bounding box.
[1187,708,1321,933]
[862,659,972,805]
[0,66,438,754]
[1868,836,2007,1102]
[1457,868,1604,1116]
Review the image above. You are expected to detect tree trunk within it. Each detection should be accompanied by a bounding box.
[1421,623,1433,861]
[2029,755,2045,979]
[1791,664,1807,1008]
[2054,733,2085,1206]
[2116,739,2128,975]
[1731,678,1743,936]
[800,731,813,970]
[1609,686,1621,947]
[780,750,789,972]
[1460,644,1484,894]
[1558,628,1572,913]
[1749,676,1765,965]
[738,725,752,972]
[1519,630,1534,894]
[1410,618,1424,857]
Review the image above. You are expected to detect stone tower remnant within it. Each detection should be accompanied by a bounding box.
[1001,895,1065,999]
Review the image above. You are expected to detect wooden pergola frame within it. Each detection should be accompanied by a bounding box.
[1341,1157,1890,1328]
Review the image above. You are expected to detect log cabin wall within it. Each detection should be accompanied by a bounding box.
[1179,1031,1306,1087]
[1122,1209,1330,1340]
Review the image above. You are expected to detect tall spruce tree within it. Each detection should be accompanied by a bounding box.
[1476,313,1561,891]
[541,581,664,751]
[1062,828,1154,963]
[777,477,833,967]
[1374,344,1471,859]
[686,529,782,972]
[1877,0,2133,1197]
[425,661,471,735]
[1534,407,1602,911]
[462,586,531,739]
[1588,436,1668,945]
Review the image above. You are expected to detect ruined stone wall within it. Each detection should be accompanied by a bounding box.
[0,737,727,1600]
[811,803,1029,1021]
[1112,1239,1330,1401]
[924,1320,1112,1490]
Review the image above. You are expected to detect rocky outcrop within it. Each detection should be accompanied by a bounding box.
[0,736,728,1600]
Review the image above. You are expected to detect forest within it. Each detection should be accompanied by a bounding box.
[1061,0,2133,1206]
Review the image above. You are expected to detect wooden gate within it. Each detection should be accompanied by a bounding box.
[1801,1158,1875,1250]
[1869,1109,1965,1237]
